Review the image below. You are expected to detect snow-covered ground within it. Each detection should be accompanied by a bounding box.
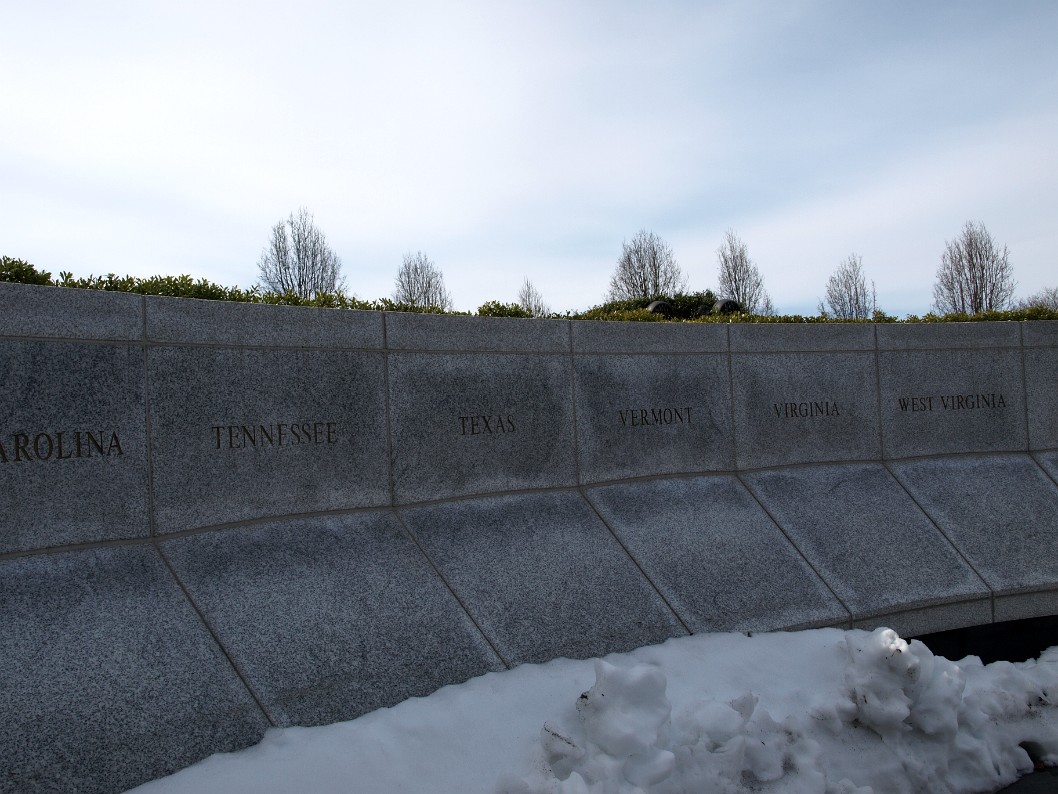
[129,627,1058,794]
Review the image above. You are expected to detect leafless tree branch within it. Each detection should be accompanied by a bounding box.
[256,207,345,298]
[1017,286,1058,310]
[932,221,1015,314]
[717,230,771,314]
[821,253,876,319]
[607,229,686,301]
[393,251,452,309]
[518,277,550,317]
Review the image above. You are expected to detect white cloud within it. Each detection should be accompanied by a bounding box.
[2,1,1056,313]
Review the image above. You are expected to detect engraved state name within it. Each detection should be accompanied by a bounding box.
[212,422,338,449]
[618,407,693,427]
[773,401,840,418]
[0,430,124,463]
[460,415,516,435]
[897,393,1008,412]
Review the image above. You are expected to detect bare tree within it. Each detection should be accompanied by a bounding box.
[607,229,686,301]
[716,230,771,314]
[932,221,1015,314]
[257,207,344,298]
[393,251,452,309]
[517,277,550,317]
[1016,286,1058,311]
[820,254,876,319]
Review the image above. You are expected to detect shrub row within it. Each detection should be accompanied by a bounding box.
[3,256,1057,322]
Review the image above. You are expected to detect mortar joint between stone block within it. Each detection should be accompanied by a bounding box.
[578,486,692,636]
[381,313,397,506]
[873,324,887,460]
[1029,452,1058,494]
[724,324,739,470]
[736,472,853,621]
[882,460,994,603]
[1018,323,1032,451]
[392,509,512,669]
[154,541,278,727]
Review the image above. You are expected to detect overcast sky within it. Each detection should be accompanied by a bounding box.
[4,1,1056,315]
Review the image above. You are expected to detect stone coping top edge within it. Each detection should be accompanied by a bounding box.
[876,321,1021,350]
[0,281,144,341]
[728,322,875,352]
[571,320,728,353]
[384,312,571,352]
[1022,321,1058,347]
[145,294,386,349]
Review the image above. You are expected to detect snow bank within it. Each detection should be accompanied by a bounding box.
[129,628,1058,794]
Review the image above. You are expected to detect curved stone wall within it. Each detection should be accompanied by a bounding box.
[2,281,1058,793]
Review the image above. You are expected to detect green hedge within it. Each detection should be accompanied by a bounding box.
[1,256,52,285]
[574,291,718,321]
[4,256,1057,322]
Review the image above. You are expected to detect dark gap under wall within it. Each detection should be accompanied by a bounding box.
[912,613,1058,664]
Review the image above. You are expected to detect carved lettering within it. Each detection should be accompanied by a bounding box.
[86,431,106,457]
[618,407,693,427]
[771,401,841,418]
[33,433,54,460]
[898,396,935,412]
[898,393,1008,412]
[0,430,125,463]
[459,415,517,436]
[211,422,340,450]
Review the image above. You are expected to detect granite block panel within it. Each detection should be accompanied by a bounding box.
[388,352,576,503]
[574,354,734,482]
[889,455,1058,600]
[1022,321,1058,347]
[851,600,992,638]
[878,348,1026,457]
[586,476,847,632]
[729,323,874,353]
[742,464,990,622]
[161,512,503,727]
[731,352,880,468]
[385,312,570,352]
[400,491,687,665]
[146,295,384,348]
[149,346,388,533]
[1026,348,1058,450]
[0,546,267,794]
[572,320,727,354]
[0,281,142,341]
[0,341,148,554]
[876,322,1020,350]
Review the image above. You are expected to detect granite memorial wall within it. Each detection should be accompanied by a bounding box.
[2,281,1057,793]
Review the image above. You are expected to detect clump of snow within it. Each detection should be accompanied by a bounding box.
[502,659,834,793]
[502,628,1058,793]
[129,627,1058,794]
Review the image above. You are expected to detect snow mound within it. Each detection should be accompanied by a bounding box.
[501,628,1058,794]
[129,627,1058,794]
